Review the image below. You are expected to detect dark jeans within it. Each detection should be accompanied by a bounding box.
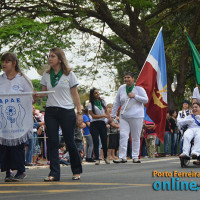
[38,132,46,159]
[90,121,108,160]
[26,138,33,163]
[0,143,25,173]
[171,133,179,155]
[45,107,82,180]
[141,138,147,157]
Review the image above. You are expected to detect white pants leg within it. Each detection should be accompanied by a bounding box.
[128,118,143,159]
[182,129,195,156]
[191,128,200,156]
[119,118,130,159]
[119,117,143,159]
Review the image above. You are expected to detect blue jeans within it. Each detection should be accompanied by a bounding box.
[45,107,82,180]
[26,137,33,163]
[60,158,70,166]
[180,138,184,154]
[32,132,41,156]
[141,138,147,157]
[164,131,170,155]
[84,135,93,159]
[171,133,179,155]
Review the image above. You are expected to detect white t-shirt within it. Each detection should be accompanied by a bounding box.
[0,73,33,94]
[88,100,107,122]
[40,71,78,109]
[192,87,200,103]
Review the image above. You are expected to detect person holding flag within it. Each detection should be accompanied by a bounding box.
[112,27,167,163]
[111,71,148,164]
[135,27,167,144]
[0,52,34,182]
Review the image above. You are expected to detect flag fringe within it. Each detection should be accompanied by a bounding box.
[0,129,32,146]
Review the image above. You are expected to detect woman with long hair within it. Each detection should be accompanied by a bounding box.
[88,88,110,165]
[38,47,82,181]
[0,52,33,181]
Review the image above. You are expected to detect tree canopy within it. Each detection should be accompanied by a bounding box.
[1,0,200,109]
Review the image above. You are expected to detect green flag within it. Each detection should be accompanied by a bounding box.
[185,31,200,85]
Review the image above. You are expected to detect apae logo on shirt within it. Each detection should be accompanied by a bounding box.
[12,85,19,90]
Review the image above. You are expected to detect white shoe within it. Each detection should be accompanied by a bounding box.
[104,157,110,164]
[95,160,100,165]
[133,159,141,163]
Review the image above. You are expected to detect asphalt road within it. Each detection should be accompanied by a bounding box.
[1,157,200,200]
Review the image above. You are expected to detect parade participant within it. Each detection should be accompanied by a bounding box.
[0,52,33,182]
[88,88,110,165]
[177,100,192,154]
[111,71,148,163]
[178,102,200,158]
[177,100,191,119]
[39,47,82,181]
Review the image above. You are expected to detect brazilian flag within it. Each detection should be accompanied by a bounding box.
[185,31,200,84]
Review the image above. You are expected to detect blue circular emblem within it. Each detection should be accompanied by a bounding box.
[12,85,19,90]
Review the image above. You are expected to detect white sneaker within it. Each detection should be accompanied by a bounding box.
[104,157,110,164]
[133,159,141,163]
[95,160,100,165]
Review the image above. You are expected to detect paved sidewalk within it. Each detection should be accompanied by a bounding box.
[26,156,179,170]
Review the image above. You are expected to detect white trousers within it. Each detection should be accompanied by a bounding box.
[182,128,200,156]
[119,117,143,159]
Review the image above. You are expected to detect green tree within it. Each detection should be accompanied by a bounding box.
[32,79,47,110]
[1,0,200,109]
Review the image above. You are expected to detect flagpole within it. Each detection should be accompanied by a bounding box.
[121,27,163,115]
[0,91,55,96]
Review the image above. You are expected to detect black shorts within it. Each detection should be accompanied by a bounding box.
[108,133,119,149]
